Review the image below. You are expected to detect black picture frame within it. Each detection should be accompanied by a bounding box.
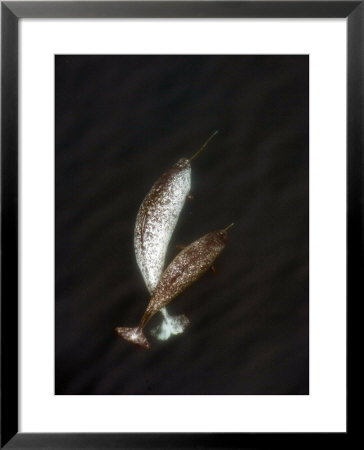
[1,1,356,448]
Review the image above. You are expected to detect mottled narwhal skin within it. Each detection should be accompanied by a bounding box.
[133,132,219,340]
[140,229,228,326]
[115,227,230,349]
[134,158,191,294]
[134,158,191,338]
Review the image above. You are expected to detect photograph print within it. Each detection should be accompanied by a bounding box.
[55,55,308,395]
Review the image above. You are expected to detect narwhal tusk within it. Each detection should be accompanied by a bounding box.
[189,130,219,161]
[223,223,235,232]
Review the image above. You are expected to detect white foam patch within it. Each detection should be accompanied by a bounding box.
[151,307,190,341]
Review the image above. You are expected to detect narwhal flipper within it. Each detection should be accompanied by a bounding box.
[151,307,189,341]
[115,326,151,349]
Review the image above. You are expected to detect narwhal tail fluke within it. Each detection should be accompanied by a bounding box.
[115,326,151,350]
[151,312,190,341]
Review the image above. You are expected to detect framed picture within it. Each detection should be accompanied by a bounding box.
[1,1,354,448]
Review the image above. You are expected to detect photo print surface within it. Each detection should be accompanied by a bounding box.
[55,55,309,395]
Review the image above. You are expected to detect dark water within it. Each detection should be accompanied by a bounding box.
[55,55,308,395]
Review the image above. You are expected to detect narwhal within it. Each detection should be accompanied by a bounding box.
[116,224,233,349]
[134,131,218,340]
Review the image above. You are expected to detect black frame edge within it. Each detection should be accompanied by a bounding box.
[1,2,19,448]
[3,1,362,18]
[347,0,363,438]
[1,1,357,448]
[0,431,354,449]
